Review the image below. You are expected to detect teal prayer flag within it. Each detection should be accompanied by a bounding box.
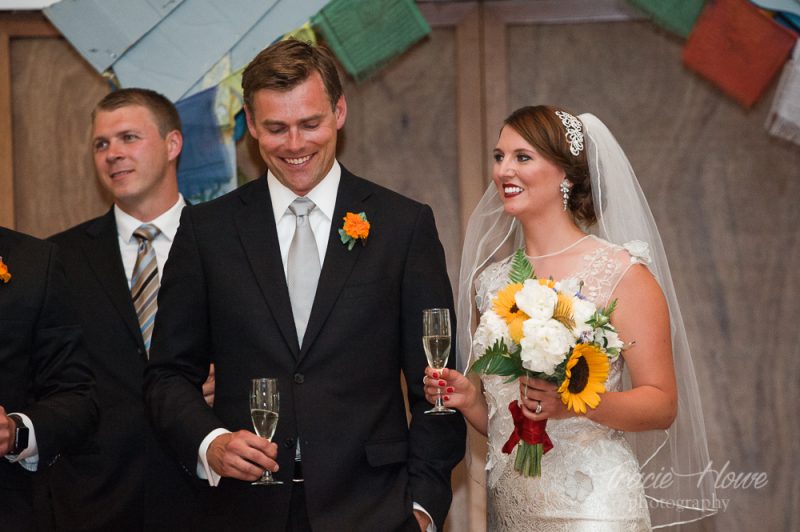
[626,0,706,38]
[312,0,431,82]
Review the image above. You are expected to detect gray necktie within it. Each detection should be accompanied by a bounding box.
[131,223,161,356]
[287,197,320,344]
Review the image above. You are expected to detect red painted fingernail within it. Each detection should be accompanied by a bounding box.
[432,372,439,379]
[444,396,450,401]
[438,380,446,386]
[447,387,454,393]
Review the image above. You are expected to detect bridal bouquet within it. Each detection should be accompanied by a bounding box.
[469,250,623,477]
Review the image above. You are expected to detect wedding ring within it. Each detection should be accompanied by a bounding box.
[534,400,542,415]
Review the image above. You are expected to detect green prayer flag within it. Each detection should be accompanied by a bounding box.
[626,0,706,38]
[312,0,431,81]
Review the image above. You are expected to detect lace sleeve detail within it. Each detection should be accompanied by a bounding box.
[474,259,513,314]
[572,239,638,307]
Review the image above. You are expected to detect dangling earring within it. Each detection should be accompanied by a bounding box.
[560,179,571,211]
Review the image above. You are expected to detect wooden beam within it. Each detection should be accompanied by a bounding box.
[0,11,59,37]
[482,7,507,180]
[0,11,60,229]
[454,5,485,239]
[419,2,487,243]
[0,31,13,228]
[482,0,642,24]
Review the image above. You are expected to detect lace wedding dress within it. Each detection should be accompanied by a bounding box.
[476,235,651,531]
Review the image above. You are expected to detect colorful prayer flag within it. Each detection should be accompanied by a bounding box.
[682,0,797,108]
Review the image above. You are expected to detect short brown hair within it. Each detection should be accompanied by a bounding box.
[242,38,343,111]
[92,88,181,138]
[504,105,595,226]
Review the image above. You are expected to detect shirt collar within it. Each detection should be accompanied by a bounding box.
[114,194,186,243]
[267,160,341,224]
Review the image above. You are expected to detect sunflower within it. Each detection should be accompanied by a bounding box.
[492,283,528,343]
[558,343,609,414]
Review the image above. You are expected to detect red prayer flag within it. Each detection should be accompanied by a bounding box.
[682,0,798,108]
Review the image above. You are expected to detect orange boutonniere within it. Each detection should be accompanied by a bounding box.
[339,212,370,250]
[0,256,11,284]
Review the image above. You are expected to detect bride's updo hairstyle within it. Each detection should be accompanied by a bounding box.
[504,105,596,226]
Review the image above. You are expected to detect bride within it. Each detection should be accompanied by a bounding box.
[425,106,717,530]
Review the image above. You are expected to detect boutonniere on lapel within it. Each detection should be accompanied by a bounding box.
[339,212,370,250]
[0,256,11,284]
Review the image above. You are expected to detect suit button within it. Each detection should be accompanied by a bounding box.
[293,373,304,384]
[283,437,296,449]
[137,348,144,357]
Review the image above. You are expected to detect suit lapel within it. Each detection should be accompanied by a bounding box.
[234,177,300,356]
[300,171,372,358]
[81,209,144,349]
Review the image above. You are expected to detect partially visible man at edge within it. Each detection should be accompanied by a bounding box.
[46,88,214,531]
[1,225,97,531]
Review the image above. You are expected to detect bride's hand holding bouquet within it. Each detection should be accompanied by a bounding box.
[517,375,573,421]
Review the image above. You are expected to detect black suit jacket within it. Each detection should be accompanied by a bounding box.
[47,210,202,531]
[144,168,466,531]
[0,227,96,531]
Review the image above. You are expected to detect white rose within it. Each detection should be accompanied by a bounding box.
[473,310,513,355]
[515,279,557,322]
[623,240,652,264]
[520,318,574,374]
[571,297,597,338]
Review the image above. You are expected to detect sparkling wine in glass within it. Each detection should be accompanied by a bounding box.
[250,378,283,485]
[423,308,456,415]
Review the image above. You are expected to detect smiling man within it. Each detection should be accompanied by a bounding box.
[46,89,211,531]
[143,39,466,532]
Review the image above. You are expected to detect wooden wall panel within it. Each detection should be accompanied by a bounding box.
[0,31,12,227]
[11,37,108,237]
[337,28,462,293]
[506,20,800,532]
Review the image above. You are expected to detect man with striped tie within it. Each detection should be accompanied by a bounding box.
[46,89,211,531]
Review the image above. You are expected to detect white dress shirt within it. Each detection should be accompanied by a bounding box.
[114,195,186,287]
[4,412,38,471]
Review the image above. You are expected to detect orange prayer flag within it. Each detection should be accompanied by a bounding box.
[682,0,798,108]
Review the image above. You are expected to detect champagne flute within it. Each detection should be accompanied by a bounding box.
[250,378,283,485]
[423,308,456,415]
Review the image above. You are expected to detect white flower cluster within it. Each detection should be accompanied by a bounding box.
[623,240,651,264]
[474,278,622,375]
[472,309,513,357]
[518,279,590,374]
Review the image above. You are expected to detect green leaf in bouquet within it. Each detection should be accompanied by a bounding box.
[588,298,617,329]
[509,249,535,284]
[549,357,568,383]
[470,339,524,378]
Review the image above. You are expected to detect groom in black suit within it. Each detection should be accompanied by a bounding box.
[144,39,465,531]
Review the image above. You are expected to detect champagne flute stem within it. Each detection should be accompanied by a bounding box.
[435,386,445,409]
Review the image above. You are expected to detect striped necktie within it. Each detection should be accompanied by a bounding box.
[131,223,161,355]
